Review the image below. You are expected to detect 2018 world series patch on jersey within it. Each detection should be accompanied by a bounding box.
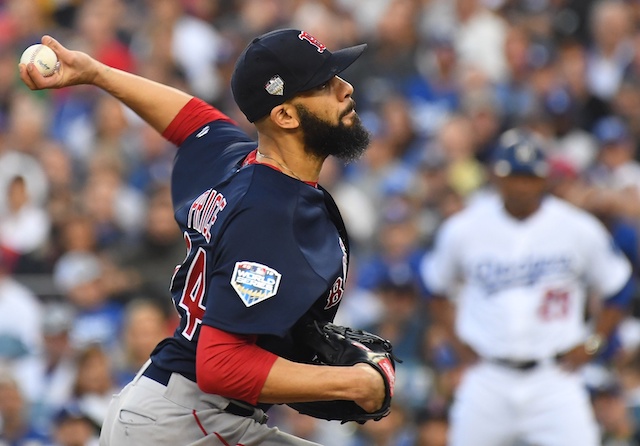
[231,261,282,307]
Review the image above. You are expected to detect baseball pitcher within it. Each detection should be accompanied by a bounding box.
[20,29,398,446]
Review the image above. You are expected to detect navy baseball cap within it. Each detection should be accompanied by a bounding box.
[492,129,549,178]
[593,116,629,145]
[231,29,367,122]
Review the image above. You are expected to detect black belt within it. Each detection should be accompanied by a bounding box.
[223,401,262,419]
[491,354,561,371]
[492,358,540,371]
[142,362,267,422]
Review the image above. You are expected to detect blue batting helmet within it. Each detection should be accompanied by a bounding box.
[492,129,549,178]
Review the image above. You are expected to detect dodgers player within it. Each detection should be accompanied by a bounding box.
[20,30,387,445]
[421,129,634,446]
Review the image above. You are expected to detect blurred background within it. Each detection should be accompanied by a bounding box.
[1,0,640,445]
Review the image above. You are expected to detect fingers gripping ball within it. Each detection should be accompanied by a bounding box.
[288,321,401,424]
[20,44,59,77]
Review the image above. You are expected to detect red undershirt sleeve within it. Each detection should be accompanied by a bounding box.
[162,98,235,147]
[196,324,278,405]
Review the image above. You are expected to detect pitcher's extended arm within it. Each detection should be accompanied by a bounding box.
[18,35,192,135]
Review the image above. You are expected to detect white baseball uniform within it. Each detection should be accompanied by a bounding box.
[421,192,632,446]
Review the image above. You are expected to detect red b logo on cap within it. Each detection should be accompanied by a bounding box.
[298,31,327,53]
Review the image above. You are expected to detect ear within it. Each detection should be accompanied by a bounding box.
[269,103,300,130]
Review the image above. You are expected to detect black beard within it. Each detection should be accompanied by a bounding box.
[295,104,370,163]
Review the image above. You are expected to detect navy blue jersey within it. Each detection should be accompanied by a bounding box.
[150,117,350,382]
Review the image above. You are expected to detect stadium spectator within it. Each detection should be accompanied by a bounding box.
[0,371,49,445]
[0,174,51,274]
[452,0,508,83]
[112,298,172,388]
[28,303,77,438]
[70,344,118,429]
[0,247,43,397]
[356,197,425,292]
[106,184,185,310]
[586,0,635,101]
[52,251,124,353]
[590,373,640,445]
[414,407,449,446]
[50,402,101,446]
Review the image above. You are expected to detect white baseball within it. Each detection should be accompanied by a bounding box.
[20,44,59,77]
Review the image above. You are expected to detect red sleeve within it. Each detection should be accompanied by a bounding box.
[196,325,278,405]
[162,98,235,146]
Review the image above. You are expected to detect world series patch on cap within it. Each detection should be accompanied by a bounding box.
[231,28,367,122]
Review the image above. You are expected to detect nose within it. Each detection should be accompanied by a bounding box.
[335,76,354,99]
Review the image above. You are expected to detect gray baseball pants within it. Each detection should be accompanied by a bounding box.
[99,360,322,445]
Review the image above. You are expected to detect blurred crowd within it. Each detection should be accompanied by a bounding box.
[1,0,640,445]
